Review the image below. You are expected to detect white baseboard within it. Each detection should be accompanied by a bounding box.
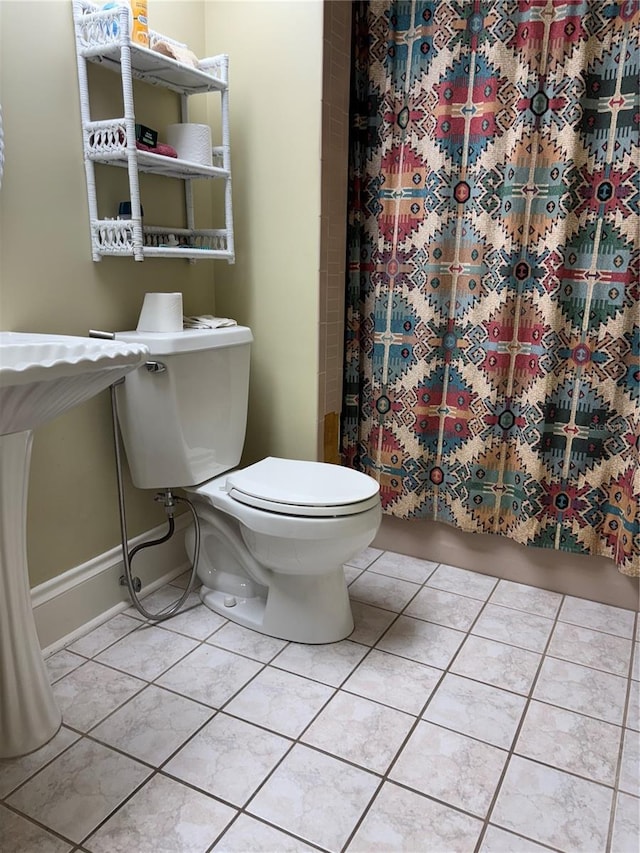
[33,514,192,655]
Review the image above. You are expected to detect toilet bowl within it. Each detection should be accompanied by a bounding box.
[113,326,382,644]
[185,457,382,643]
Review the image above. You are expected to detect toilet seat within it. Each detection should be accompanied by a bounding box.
[225,457,380,518]
[191,456,379,518]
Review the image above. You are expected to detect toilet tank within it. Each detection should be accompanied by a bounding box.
[114,327,253,489]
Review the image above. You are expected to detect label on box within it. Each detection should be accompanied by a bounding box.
[135,124,158,147]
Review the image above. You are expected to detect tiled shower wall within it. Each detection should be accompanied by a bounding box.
[318,0,352,463]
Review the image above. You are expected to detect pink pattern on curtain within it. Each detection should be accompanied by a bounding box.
[341,0,639,575]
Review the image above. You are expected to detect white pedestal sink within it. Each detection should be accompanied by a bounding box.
[0,332,148,758]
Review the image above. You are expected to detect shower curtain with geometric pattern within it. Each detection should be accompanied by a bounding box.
[341,0,639,576]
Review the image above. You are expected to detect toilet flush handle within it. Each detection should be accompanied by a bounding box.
[88,331,166,374]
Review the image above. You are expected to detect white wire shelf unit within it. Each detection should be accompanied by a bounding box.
[72,0,235,262]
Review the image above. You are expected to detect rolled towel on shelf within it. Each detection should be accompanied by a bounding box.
[136,140,178,158]
[152,39,200,69]
[183,315,237,329]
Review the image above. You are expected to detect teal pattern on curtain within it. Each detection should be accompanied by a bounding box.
[342,0,639,575]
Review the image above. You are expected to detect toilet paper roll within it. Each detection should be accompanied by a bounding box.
[136,292,183,333]
[165,123,213,167]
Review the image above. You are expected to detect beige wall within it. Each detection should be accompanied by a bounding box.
[0,1,219,586]
[204,0,323,467]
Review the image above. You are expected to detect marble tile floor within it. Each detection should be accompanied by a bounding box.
[1,549,639,853]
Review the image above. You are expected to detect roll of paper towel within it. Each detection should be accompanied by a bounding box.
[165,123,213,166]
[136,292,183,332]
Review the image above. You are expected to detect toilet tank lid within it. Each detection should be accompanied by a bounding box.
[115,326,253,356]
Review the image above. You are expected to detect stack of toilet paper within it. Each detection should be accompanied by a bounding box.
[136,292,183,332]
[165,124,213,166]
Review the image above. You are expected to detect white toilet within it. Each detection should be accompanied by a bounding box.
[114,326,381,643]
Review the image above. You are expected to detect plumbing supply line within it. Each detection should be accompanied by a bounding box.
[109,383,201,622]
[127,514,175,566]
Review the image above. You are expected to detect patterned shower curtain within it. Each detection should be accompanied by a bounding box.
[342,0,639,576]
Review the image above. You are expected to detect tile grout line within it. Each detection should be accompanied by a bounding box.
[234,558,394,851]
[5,601,271,848]
[339,567,570,850]
[189,560,443,849]
[202,811,328,853]
[74,630,284,849]
[471,587,633,852]
[0,798,84,850]
[339,560,448,851]
[227,554,448,851]
[340,563,494,851]
[472,590,568,852]
[160,551,398,853]
[192,552,396,853]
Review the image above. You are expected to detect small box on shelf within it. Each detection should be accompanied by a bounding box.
[135,123,157,147]
[117,200,144,220]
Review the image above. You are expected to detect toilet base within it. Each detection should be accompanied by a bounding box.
[200,566,354,644]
